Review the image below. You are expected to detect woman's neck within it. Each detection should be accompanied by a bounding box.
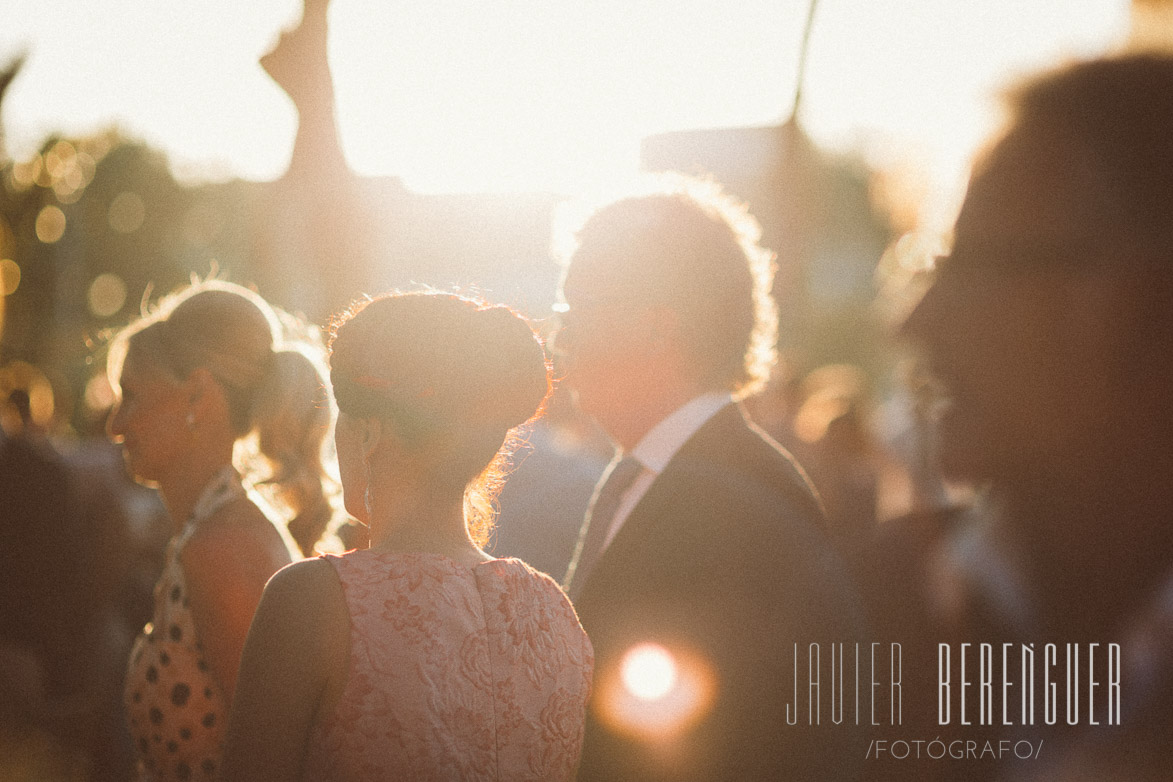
[366,490,487,563]
[159,450,235,533]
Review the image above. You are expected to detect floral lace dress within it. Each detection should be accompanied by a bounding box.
[304,551,594,781]
[124,467,243,781]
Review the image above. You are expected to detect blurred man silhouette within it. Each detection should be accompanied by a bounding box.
[901,54,1173,779]
[556,177,863,782]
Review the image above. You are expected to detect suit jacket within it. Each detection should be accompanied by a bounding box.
[573,403,866,781]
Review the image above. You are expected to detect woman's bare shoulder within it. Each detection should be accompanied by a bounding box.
[202,494,275,533]
[248,558,349,670]
[183,496,290,562]
[265,557,342,601]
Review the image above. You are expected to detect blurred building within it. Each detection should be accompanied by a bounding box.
[1131,0,1173,51]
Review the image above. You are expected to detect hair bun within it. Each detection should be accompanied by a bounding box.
[329,292,551,433]
[327,291,551,549]
[251,346,331,475]
[253,348,329,423]
[473,304,550,430]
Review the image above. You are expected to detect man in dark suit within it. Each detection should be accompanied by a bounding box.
[555,178,865,781]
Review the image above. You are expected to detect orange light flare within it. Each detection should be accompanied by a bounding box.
[596,641,717,742]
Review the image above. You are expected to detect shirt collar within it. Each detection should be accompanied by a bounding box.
[629,392,732,474]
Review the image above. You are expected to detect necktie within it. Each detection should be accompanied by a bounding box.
[565,454,645,599]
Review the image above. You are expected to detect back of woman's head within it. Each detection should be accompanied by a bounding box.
[329,291,551,543]
[109,280,339,553]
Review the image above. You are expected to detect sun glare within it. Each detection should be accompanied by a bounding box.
[326,0,793,195]
[0,0,1132,205]
[621,643,679,702]
[599,641,717,740]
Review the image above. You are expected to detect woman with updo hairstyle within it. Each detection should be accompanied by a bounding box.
[222,291,593,782]
[106,280,337,781]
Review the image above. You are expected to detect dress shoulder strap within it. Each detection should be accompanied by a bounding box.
[176,466,247,548]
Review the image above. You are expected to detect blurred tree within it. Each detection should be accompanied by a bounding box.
[0,123,265,433]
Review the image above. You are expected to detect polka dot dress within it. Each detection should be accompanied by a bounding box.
[124,468,243,781]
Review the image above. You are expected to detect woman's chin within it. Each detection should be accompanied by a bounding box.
[131,471,163,489]
[341,501,369,527]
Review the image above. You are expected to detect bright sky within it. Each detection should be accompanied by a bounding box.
[0,0,1132,218]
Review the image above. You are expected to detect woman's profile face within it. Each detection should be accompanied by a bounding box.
[107,350,192,484]
[333,409,370,525]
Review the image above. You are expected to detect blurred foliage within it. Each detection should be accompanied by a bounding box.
[0,131,262,435]
[0,112,897,440]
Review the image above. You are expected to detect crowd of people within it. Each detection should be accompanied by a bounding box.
[2,45,1173,782]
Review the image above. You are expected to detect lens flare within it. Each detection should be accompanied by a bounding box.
[108,192,146,234]
[88,273,128,318]
[0,260,20,297]
[597,640,717,742]
[621,643,678,701]
[35,206,66,244]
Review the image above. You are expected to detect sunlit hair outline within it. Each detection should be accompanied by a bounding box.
[106,276,342,555]
[553,172,779,398]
